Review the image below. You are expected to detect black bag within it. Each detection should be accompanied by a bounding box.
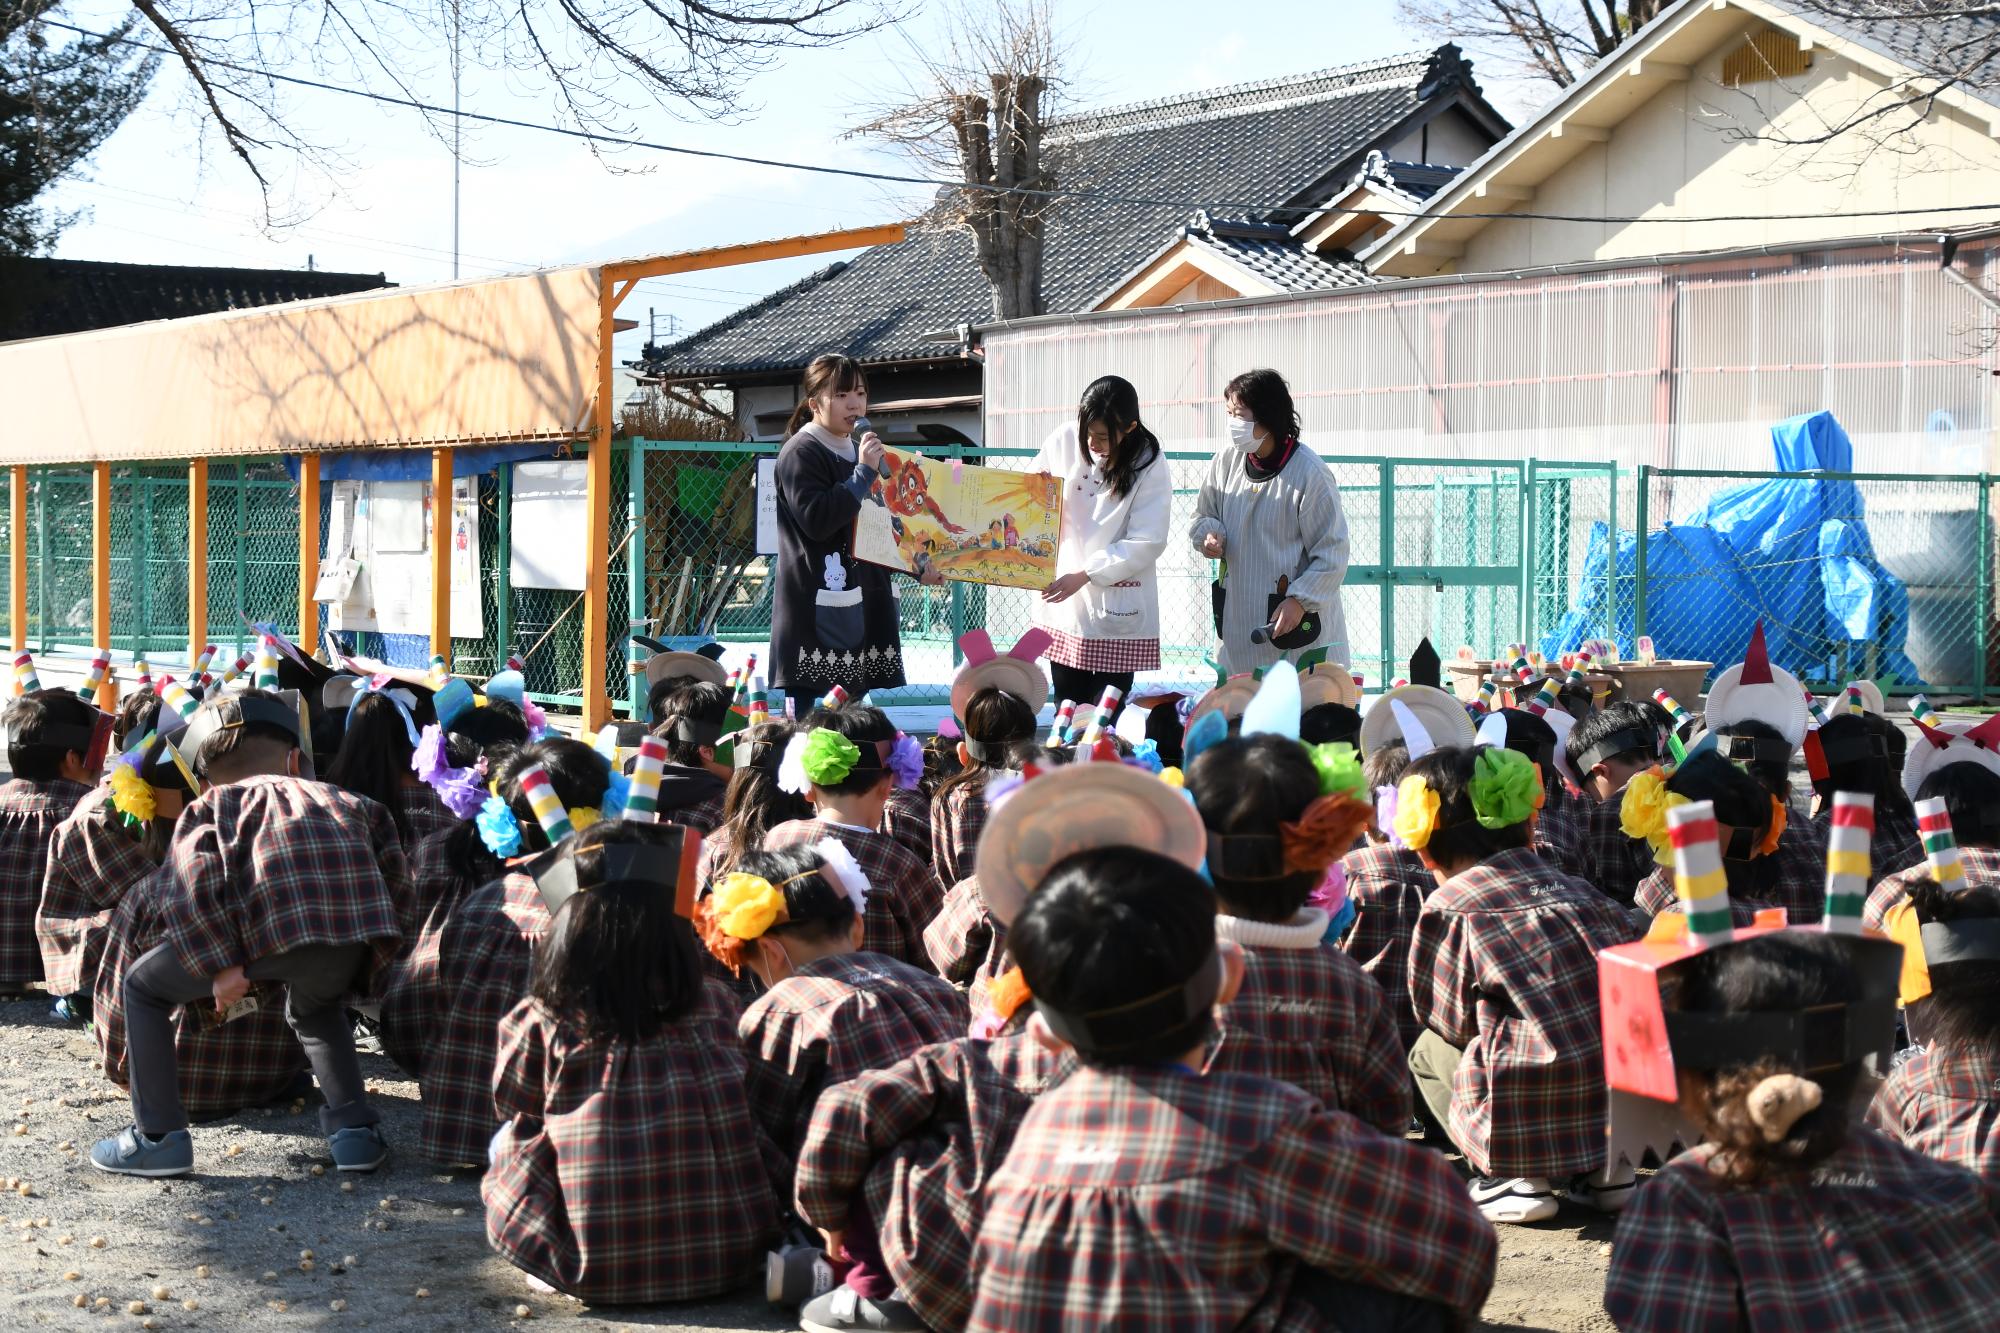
[1211,581,1321,651]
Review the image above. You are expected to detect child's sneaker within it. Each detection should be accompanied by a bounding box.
[328,1125,389,1172]
[1567,1158,1638,1213]
[767,1244,841,1305]
[89,1126,193,1178]
[799,1287,928,1332]
[1468,1175,1559,1224]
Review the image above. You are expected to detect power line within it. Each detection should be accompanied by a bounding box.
[40,16,2000,228]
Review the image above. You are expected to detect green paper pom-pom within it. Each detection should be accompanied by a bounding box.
[800,728,862,787]
[1470,747,1541,830]
[1307,741,1366,799]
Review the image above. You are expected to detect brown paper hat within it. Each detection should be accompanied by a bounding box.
[974,763,1205,928]
[1300,663,1362,710]
[1360,684,1477,757]
[643,651,729,691]
[1185,677,1259,730]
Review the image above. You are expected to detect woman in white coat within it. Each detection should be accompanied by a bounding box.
[1191,368,1349,676]
[1032,375,1173,708]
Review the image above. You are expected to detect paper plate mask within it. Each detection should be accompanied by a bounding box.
[639,644,730,691]
[1299,662,1363,711]
[949,628,1051,721]
[973,762,1205,929]
[1902,695,2000,799]
[1702,622,1809,748]
[1358,684,1477,758]
[1595,792,1901,1172]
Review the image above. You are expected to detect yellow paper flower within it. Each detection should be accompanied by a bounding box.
[1619,767,1688,861]
[1393,775,1440,851]
[712,872,787,940]
[108,762,155,825]
[567,807,601,832]
[1158,767,1185,789]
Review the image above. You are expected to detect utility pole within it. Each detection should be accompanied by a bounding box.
[451,0,462,280]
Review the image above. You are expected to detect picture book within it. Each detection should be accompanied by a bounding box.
[852,448,1064,590]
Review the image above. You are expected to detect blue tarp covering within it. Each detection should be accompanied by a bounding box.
[281,441,560,483]
[1544,411,1922,686]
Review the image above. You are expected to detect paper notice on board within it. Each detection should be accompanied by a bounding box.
[324,478,482,639]
[756,457,779,556]
[509,461,589,590]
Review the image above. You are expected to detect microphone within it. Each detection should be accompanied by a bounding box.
[1250,606,1320,647]
[1248,620,1279,646]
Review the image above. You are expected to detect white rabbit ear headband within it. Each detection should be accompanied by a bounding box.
[812,836,872,917]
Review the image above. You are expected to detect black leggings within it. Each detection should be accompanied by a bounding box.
[1048,663,1135,713]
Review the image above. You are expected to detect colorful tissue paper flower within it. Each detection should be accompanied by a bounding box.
[412,724,451,783]
[600,771,632,821]
[984,771,1026,807]
[1307,861,1349,924]
[813,836,872,917]
[1307,741,1366,799]
[1393,776,1439,851]
[712,872,785,940]
[108,761,155,826]
[476,794,522,856]
[799,728,862,787]
[521,698,551,739]
[433,769,488,821]
[1469,747,1542,830]
[1618,767,1687,859]
[567,806,602,832]
[1374,783,1403,849]
[887,733,925,791]
[1126,739,1164,774]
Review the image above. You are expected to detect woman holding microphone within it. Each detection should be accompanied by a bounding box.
[1033,375,1173,707]
[1191,368,1350,676]
[770,354,935,701]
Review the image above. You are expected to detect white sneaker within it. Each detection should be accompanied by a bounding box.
[1468,1175,1559,1224]
[1567,1158,1638,1214]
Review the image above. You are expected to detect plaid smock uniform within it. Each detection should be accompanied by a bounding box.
[419,867,551,1166]
[739,951,967,1188]
[1868,1045,2000,1179]
[1865,845,2000,932]
[1338,842,1434,1050]
[401,784,457,847]
[483,986,779,1304]
[796,1033,1064,1332]
[881,786,937,880]
[1406,845,1640,1179]
[377,830,491,1078]
[1208,911,1409,1135]
[1815,799,1924,891]
[929,780,987,896]
[967,1065,1497,1333]
[37,787,154,997]
[1534,791,1591,881]
[1632,818,1830,927]
[0,777,92,989]
[923,876,1010,1030]
[763,819,944,970]
[91,869,307,1116]
[1577,789,1656,907]
[1604,1129,2000,1331]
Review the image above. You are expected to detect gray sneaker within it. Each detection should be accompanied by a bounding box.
[767,1244,839,1305]
[89,1126,193,1178]
[328,1125,389,1173]
[799,1288,928,1332]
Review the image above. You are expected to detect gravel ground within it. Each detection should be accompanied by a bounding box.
[0,997,1618,1331]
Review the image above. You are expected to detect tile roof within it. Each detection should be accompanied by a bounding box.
[1799,5,2000,109]
[0,257,391,343]
[649,47,1491,380]
[1179,214,1375,294]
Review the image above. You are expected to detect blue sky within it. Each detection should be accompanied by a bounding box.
[41,2,1543,364]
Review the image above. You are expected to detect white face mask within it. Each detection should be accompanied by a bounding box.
[1226,415,1260,452]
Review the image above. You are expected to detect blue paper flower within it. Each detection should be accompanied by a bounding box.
[601,770,632,821]
[476,793,522,856]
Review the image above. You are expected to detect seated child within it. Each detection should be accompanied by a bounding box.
[89,689,407,1178]
[1493,708,1590,880]
[1605,930,2000,1329]
[407,739,611,1166]
[1403,745,1641,1222]
[483,820,779,1303]
[698,721,811,890]
[697,844,966,1192]
[1186,734,1408,1133]
[765,707,943,969]
[930,686,1038,892]
[1565,699,1667,906]
[1339,741,1431,1050]
[1625,753,1822,924]
[1715,718,1830,871]
[967,847,1497,1332]
[1866,763,2000,931]
[651,681,732,833]
[0,688,104,993]
[324,687,451,847]
[1811,712,1922,880]
[1868,872,2000,1178]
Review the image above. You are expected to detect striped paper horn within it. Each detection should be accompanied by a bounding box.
[1567,651,1594,683]
[1844,685,1866,716]
[1666,800,1735,949]
[1909,694,1940,729]
[158,679,201,720]
[747,677,769,726]
[1524,675,1562,717]
[79,648,111,698]
[1049,698,1076,744]
[1822,791,1876,935]
[253,636,281,690]
[821,684,849,711]
[1803,688,1831,726]
[427,654,448,682]
[741,653,758,681]
[516,763,576,844]
[190,644,218,677]
[217,651,253,686]
[624,736,669,823]
[11,650,39,695]
[1472,677,1497,714]
[1652,687,1692,725]
[1077,684,1123,753]
[505,653,525,672]
[1917,796,1965,893]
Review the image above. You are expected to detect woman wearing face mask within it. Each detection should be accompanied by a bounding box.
[1030,375,1172,707]
[1191,368,1350,676]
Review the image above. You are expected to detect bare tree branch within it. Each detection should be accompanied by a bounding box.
[1398,0,1666,88]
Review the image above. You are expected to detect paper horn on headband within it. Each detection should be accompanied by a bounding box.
[1667,800,1735,949]
[624,735,670,823]
[1390,698,1435,758]
[517,763,576,844]
[1474,710,1509,749]
[1409,638,1441,690]
[1822,791,1875,936]
[1240,660,1301,742]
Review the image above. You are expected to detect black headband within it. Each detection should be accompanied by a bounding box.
[1575,726,1657,775]
[733,737,781,771]
[1204,832,1288,882]
[535,835,699,919]
[670,717,725,746]
[1035,951,1224,1056]
[963,726,1034,765]
[1720,734,1795,767]
[1921,919,2000,967]
[1665,998,1895,1074]
[1816,730,1889,774]
[180,694,303,774]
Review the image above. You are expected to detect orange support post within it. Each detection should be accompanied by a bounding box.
[188,460,208,667]
[431,448,453,666]
[91,461,116,707]
[9,467,25,652]
[298,454,321,653]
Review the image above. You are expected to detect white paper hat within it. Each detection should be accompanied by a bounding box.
[1359,684,1476,758]
[1702,623,1809,748]
[1903,708,2000,799]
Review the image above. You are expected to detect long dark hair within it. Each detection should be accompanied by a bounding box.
[324,693,420,842]
[1076,375,1160,499]
[715,722,811,875]
[1224,368,1301,444]
[786,354,867,437]
[532,822,705,1041]
[933,686,1038,810]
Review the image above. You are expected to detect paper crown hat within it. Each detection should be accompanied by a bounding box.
[1882,797,2000,1008]
[531,824,704,920]
[1595,792,1901,1171]
[1702,622,1809,747]
[634,637,729,691]
[974,762,1205,930]
[1358,683,1476,758]
[1901,695,2000,799]
[949,628,1051,721]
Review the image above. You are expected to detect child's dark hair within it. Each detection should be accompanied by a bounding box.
[715,722,810,874]
[1715,719,1794,803]
[324,693,420,842]
[785,353,867,437]
[654,681,730,767]
[1566,699,1662,775]
[1363,740,1411,793]
[6,690,100,781]
[1812,713,1912,817]
[1915,763,2000,848]
[1906,878,2000,1053]
[934,687,1037,808]
[920,732,962,796]
[1224,368,1301,444]
[532,821,705,1041]
[190,689,300,778]
[114,692,162,754]
[801,704,895,796]
[1403,746,1535,867]
[451,698,529,756]
[1496,708,1559,783]
[1299,702,1361,747]
[1187,735,1366,923]
[436,736,612,903]
[1671,931,1870,1183]
[1666,752,1777,878]
[646,672,706,725]
[1010,847,1218,1067]
[697,843,858,973]
[1076,374,1161,500]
